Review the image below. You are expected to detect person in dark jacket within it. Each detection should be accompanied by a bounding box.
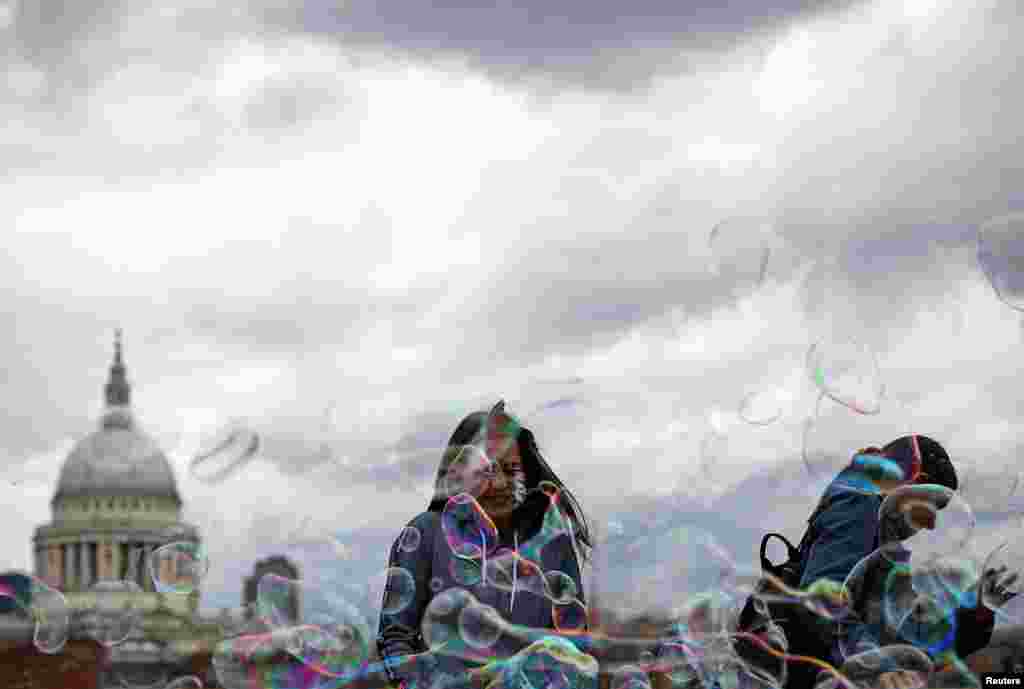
[800,435,1009,688]
[377,401,594,689]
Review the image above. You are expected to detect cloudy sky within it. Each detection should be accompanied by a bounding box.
[2,0,1023,617]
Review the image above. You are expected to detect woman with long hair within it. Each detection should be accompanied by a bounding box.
[377,401,594,687]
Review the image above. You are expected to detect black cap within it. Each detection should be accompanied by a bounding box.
[882,435,957,491]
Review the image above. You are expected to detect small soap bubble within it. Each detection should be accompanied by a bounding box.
[189,419,261,484]
[977,211,1024,312]
[441,493,497,561]
[430,576,445,593]
[738,389,787,426]
[369,566,417,616]
[398,525,422,553]
[458,603,504,649]
[149,541,209,595]
[22,574,70,655]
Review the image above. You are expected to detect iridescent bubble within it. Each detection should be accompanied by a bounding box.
[840,549,965,661]
[458,603,504,650]
[189,419,261,484]
[86,580,143,647]
[149,541,209,595]
[257,573,303,628]
[806,339,883,415]
[450,556,483,587]
[422,587,476,651]
[545,570,579,605]
[440,443,493,501]
[430,576,445,593]
[441,492,497,561]
[514,636,599,689]
[286,591,371,680]
[398,525,422,553]
[977,211,1024,312]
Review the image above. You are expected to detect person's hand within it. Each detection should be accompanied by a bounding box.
[979,565,1020,608]
[877,670,926,689]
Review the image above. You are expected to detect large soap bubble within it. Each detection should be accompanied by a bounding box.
[977,211,1024,312]
[806,339,884,415]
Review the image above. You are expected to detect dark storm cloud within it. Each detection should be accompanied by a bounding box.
[9,0,865,95]
[294,0,863,91]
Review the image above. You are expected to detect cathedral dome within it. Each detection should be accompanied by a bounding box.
[51,331,181,505]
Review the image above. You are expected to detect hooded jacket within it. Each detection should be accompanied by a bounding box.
[376,497,586,687]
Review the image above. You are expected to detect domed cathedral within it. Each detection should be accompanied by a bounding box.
[30,331,223,687]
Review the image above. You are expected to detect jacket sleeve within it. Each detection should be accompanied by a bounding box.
[953,604,995,660]
[799,491,880,589]
[377,512,437,685]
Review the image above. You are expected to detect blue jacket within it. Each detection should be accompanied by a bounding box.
[799,466,882,590]
[377,507,586,687]
[799,466,993,670]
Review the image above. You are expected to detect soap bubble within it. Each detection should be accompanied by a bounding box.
[398,525,422,553]
[442,493,498,561]
[977,211,1024,312]
[458,602,504,650]
[422,587,476,651]
[370,566,417,616]
[285,600,371,681]
[980,536,1024,620]
[708,216,780,292]
[189,419,261,484]
[86,580,143,647]
[878,485,974,565]
[149,541,209,595]
[806,339,884,415]
[840,550,973,660]
[738,389,788,426]
[957,457,1022,517]
[27,573,70,651]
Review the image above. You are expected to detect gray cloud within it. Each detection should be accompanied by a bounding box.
[2,0,1023,616]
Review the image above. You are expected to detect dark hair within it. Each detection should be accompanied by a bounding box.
[881,435,957,491]
[427,408,594,562]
